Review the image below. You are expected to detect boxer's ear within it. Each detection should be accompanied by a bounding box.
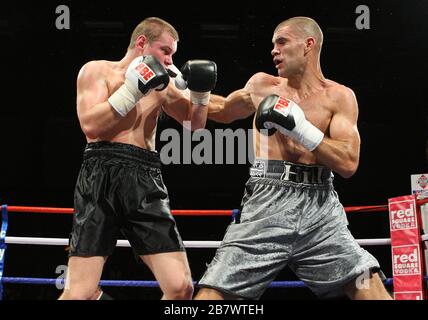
[135,35,148,50]
[304,37,315,55]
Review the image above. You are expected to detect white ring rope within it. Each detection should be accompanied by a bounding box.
[5,237,221,248]
[5,235,428,247]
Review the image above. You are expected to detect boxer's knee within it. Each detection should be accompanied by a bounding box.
[162,277,194,300]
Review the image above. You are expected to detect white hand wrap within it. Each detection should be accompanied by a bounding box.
[275,119,324,151]
[190,91,210,106]
[108,79,143,117]
[270,98,324,151]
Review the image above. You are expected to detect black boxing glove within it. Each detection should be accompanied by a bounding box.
[255,94,324,151]
[174,60,217,105]
[108,55,169,117]
[255,95,278,136]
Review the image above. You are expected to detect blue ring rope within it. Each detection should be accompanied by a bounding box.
[2,277,415,288]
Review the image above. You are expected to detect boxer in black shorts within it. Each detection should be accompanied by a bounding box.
[71,142,183,258]
[59,17,217,300]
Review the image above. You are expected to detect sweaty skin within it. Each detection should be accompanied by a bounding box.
[208,25,360,178]
[77,31,208,151]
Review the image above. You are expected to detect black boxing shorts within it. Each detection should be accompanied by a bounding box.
[69,141,185,258]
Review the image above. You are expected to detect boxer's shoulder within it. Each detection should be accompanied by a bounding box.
[323,82,357,111]
[323,80,353,96]
[78,60,118,78]
[77,60,124,90]
[244,72,282,100]
[248,72,279,87]
[304,82,357,120]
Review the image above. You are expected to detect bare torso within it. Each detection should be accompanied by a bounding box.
[84,60,168,150]
[250,73,341,164]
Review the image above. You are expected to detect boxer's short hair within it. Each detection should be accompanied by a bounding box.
[129,17,179,49]
[275,17,323,50]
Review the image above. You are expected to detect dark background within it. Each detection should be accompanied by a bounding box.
[0,0,427,300]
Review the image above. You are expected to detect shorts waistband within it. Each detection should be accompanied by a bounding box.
[250,159,332,185]
[83,141,161,169]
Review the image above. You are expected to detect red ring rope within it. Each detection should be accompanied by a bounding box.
[4,199,428,215]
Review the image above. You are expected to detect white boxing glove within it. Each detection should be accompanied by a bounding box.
[108,55,169,117]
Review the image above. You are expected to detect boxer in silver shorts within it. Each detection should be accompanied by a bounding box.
[198,159,383,299]
[197,17,392,299]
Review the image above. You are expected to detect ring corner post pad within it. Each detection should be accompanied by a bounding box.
[0,204,9,300]
[388,195,425,300]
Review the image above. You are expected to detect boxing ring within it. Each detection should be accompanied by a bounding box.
[1,203,427,299]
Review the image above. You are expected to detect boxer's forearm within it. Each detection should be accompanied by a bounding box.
[78,101,124,139]
[312,136,360,178]
[208,91,255,123]
[188,103,208,130]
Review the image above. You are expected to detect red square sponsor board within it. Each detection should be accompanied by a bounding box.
[389,195,426,300]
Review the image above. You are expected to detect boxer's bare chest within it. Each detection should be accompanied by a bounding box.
[253,83,335,135]
[99,65,165,149]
